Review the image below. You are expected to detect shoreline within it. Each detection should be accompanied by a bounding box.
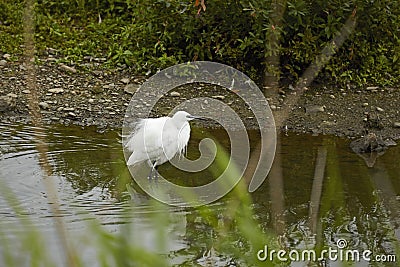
[1,59,400,140]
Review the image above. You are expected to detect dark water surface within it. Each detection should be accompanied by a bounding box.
[0,123,398,266]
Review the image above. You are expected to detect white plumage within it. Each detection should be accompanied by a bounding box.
[125,111,198,177]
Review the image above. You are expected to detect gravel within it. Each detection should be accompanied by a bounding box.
[0,56,400,140]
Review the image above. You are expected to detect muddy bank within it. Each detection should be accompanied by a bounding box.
[1,58,399,140]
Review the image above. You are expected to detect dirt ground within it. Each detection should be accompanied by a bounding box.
[1,58,400,141]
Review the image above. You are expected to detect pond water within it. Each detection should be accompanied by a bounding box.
[0,122,398,266]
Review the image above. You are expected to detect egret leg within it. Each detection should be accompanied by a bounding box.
[154,166,159,180]
[148,161,157,180]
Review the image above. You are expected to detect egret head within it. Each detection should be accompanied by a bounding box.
[172,111,197,122]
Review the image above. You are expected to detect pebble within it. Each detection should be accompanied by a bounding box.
[362,102,368,107]
[22,90,31,94]
[0,60,7,66]
[376,107,384,112]
[68,112,76,117]
[39,102,49,109]
[88,99,94,103]
[270,104,277,111]
[120,78,130,84]
[212,95,225,100]
[59,64,77,73]
[393,122,400,128]
[124,83,140,94]
[305,105,325,113]
[366,86,379,91]
[170,91,181,97]
[48,88,64,94]
[329,94,335,99]
[7,93,18,98]
[3,54,11,60]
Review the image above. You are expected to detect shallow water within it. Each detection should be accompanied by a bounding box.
[0,123,399,266]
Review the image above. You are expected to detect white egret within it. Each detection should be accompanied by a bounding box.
[125,111,202,179]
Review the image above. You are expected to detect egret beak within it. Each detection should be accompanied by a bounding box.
[188,115,207,121]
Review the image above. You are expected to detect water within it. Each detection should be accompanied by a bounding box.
[0,123,399,266]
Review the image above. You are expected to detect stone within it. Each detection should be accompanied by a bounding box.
[366,86,378,91]
[270,104,277,111]
[48,88,64,94]
[329,94,335,99]
[59,64,77,73]
[376,107,384,112]
[170,91,181,97]
[0,60,6,66]
[305,105,325,113]
[124,83,140,94]
[350,132,386,154]
[3,54,11,60]
[212,95,225,100]
[7,93,18,98]
[362,102,368,107]
[0,95,15,111]
[393,122,400,128]
[120,78,130,84]
[39,102,49,109]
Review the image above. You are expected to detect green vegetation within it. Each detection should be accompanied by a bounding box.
[0,0,399,86]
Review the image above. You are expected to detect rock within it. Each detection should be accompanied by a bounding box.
[3,54,11,60]
[170,91,181,97]
[39,102,49,109]
[22,90,31,94]
[0,60,6,66]
[350,133,390,154]
[384,139,397,147]
[48,88,64,94]
[393,122,400,128]
[321,120,336,127]
[329,94,335,99]
[364,113,383,130]
[124,83,140,94]
[376,107,384,112]
[59,64,77,73]
[305,105,325,113]
[88,99,95,103]
[120,78,130,84]
[91,83,103,94]
[366,86,378,91]
[270,104,277,111]
[67,112,77,117]
[0,95,15,112]
[362,102,368,107]
[212,95,225,100]
[103,83,115,89]
[7,93,18,98]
